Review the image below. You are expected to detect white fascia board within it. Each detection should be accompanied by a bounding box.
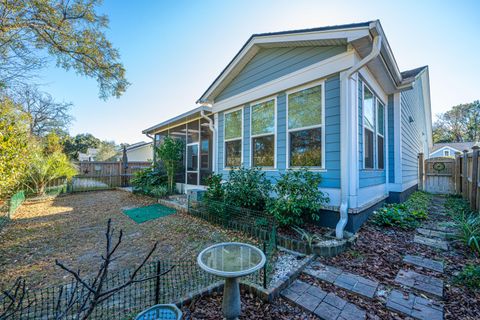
[200,28,370,103]
[211,51,356,113]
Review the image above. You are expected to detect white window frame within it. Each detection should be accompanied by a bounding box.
[250,96,277,169]
[286,80,326,170]
[223,106,244,169]
[444,150,450,157]
[362,81,385,170]
[376,99,385,170]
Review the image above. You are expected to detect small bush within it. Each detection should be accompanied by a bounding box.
[372,191,430,229]
[454,264,480,289]
[267,168,329,227]
[131,167,168,197]
[444,196,480,255]
[203,174,228,219]
[223,167,271,211]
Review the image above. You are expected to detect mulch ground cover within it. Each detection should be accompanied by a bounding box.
[315,196,479,320]
[181,290,317,320]
[0,190,257,290]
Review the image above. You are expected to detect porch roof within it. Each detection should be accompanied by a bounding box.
[142,106,212,135]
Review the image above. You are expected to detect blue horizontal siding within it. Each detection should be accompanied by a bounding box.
[216,45,347,102]
[216,75,341,189]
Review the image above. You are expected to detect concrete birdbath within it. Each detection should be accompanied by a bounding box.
[197,242,266,320]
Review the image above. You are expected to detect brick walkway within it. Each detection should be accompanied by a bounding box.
[403,255,444,273]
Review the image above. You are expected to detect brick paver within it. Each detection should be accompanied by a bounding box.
[281,280,366,320]
[403,255,444,273]
[386,289,443,320]
[395,269,443,298]
[413,235,448,250]
[416,228,448,239]
[304,262,378,298]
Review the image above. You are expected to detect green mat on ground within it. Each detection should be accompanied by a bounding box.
[123,204,176,223]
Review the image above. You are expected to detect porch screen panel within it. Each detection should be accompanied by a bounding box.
[169,124,186,183]
[200,118,213,185]
[287,84,323,167]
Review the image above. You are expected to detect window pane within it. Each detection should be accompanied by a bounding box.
[377,102,384,136]
[187,120,199,144]
[187,172,198,185]
[363,86,374,131]
[288,85,322,129]
[225,109,242,140]
[252,135,274,167]
[225,140,242,167]
[377,135,384,169]
[289,128,322,167]
[252,100,275,136]
[364,128,374,169]
[187,145,198,171]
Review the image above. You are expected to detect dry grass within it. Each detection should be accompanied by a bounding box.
[0,190,254,290]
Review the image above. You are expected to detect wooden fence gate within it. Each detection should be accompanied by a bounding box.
[420,155,456,194]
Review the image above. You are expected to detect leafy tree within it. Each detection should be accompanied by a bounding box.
[95,140,119,161]
[0,0,129,98]
[433,101,480,143]
[63,133,101,160]
[0,98,31,198]
[14,85,73,136]
[156,137,183,193]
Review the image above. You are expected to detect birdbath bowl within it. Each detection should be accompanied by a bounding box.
[197,242,266,320]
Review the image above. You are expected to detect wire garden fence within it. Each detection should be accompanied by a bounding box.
[187,198,278,287]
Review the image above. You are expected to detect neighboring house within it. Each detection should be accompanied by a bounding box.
[429,142,477,158]
[78,148,99,162]
[143,20,432,234]
[126,141,153,162]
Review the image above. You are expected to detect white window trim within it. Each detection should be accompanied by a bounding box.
[286,80,326,170]
[376,100,385,170]
[223,106,244,169]
[444,150,450,157]
[362,81,385,171]
[250,96,277,169]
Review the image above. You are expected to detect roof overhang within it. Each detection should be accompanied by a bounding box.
[197,20,416,104]
[142,106,212,135]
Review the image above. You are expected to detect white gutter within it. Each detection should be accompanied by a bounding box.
[336,34,382,239]
[200,109,216,172]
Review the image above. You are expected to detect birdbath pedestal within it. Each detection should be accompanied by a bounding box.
[197,242,266,320]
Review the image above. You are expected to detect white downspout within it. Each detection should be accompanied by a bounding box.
[200,109,216,172]
[336,35,382,239]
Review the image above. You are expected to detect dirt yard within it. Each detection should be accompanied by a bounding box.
[0,190,254,290]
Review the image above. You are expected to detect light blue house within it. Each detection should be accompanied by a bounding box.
[429,142,476,158]
[143,20,432,236]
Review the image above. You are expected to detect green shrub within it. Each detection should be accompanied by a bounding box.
[454,264,480,289]
[223,167,271,211]
[372,191,430,229]
[155,136,184,193]
[204,174,224,201]
[267,168,329,227]
[131,167,168,197]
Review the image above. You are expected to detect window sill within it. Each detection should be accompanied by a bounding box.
[361,168,385,172]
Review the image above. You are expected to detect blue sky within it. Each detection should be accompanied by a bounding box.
[39,0,480,144]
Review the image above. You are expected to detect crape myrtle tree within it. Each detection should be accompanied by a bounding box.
[0,0,129,99]
[433,101,480,143]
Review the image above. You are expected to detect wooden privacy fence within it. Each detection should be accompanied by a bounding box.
[419,146,480,210]
[75,161,151,188]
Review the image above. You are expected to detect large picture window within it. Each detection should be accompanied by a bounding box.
[251,99,275,167]
[287,84,323,167]
[363,86,375,169]
[224,109,242,167]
